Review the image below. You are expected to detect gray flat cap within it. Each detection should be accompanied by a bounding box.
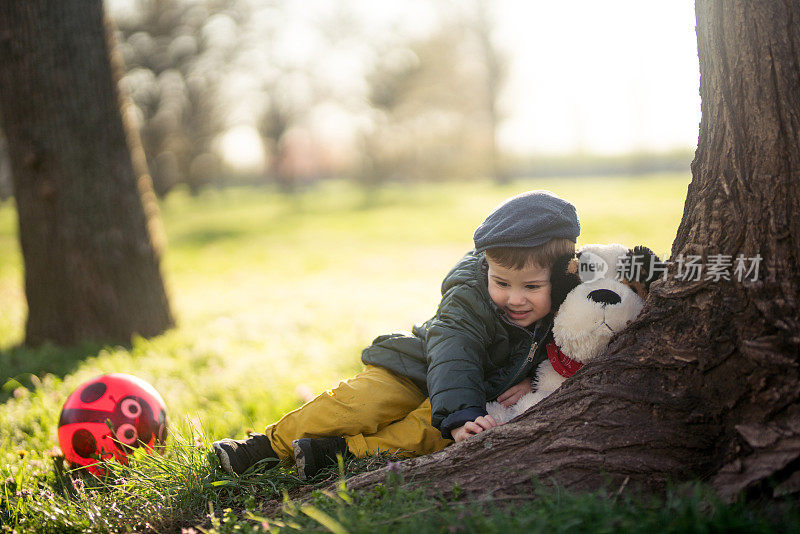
[473,190,580,252]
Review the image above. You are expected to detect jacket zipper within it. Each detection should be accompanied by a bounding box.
[504,340,538,388]
[497,315,549,391]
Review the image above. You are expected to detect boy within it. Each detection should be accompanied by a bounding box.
[213,190,579,479]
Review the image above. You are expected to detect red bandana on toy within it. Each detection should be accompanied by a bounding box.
[546,341,583,377]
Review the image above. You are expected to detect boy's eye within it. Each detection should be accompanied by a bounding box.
[526,284,542,290]
[494,280,509,288]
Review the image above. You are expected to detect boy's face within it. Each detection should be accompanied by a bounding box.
[486,258,552,328]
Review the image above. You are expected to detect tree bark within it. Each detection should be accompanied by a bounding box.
[0,1,174,346]
[347,0,800,502]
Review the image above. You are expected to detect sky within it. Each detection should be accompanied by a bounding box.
[494,0,701,155]
[323,0,702,155]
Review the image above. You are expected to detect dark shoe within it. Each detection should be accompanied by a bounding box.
[213,433,277,476]
[292,437,348,480]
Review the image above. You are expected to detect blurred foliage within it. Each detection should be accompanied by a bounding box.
[108,0,509,195]
[0,0,693,200]
[357,2,507,187]
[114,0,235,195]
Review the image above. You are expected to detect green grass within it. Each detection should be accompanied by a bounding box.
[3,174,794,532]
[215,480,797,534]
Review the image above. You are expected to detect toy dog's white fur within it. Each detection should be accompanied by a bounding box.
[486,244,645,424]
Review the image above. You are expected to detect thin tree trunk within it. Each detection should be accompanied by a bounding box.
[347,0,800,501]
[475,0,505,184]
[0,1,174,346]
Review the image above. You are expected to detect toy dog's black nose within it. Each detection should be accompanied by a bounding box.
[587,288,621,306]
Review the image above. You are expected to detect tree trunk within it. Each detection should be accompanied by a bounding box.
[347,0,800,502]
[0,1,174,346]
[474,0,506,184]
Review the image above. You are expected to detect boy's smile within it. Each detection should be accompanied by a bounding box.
[486,258,552,328]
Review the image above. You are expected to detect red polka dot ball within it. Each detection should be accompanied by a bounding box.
[58,373,168,475]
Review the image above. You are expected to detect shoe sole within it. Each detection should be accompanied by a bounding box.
[292,440,308,481]
[213,442,235,476]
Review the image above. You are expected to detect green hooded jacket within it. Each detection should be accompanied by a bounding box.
[361,251,552,438]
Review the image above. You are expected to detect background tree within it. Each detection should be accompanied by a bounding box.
[347,0,800,501]
[256,59,318,193]
[0,1,174,346]
[470,0,508,184]
[0,126,10,200]
[115,0,233,195]
[358,7,507,188]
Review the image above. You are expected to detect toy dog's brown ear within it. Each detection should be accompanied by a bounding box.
[550,252,581,310]
[620,245,662,299]
[566,256,579,275]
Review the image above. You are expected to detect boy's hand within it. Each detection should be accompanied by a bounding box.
[496,379,533,407]
[451,415,498,442]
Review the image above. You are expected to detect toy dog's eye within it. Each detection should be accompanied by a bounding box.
[121,398,142,418]
[116,423,138,445]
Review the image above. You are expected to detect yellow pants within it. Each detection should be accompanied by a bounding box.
[264,365,452,459]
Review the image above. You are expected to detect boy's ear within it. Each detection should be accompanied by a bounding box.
[549,252,581,310]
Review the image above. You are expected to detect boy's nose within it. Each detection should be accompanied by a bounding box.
[508,291,527,305]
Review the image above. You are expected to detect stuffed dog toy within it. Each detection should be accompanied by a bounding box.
[486,244,660,424]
